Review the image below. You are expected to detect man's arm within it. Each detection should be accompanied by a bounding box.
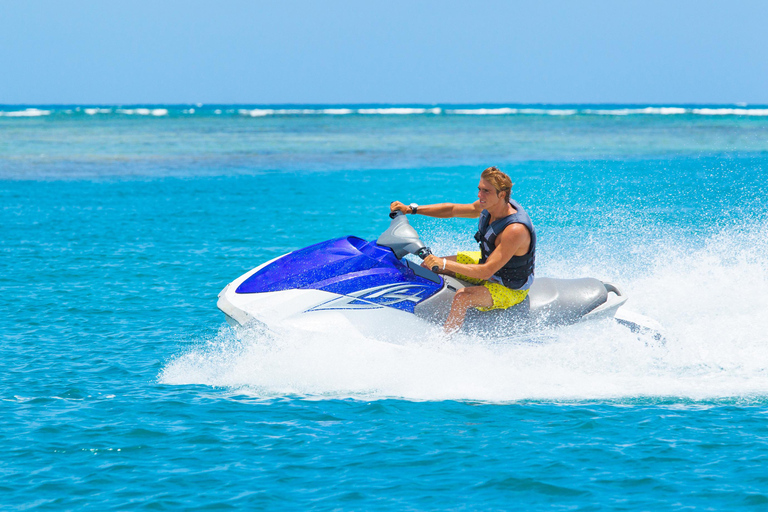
[422,224,531,280]
[390,200,482,219]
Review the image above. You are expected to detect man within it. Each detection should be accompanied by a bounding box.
[390,167,536,333]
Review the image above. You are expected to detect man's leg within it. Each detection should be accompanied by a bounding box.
[444,285,493,334]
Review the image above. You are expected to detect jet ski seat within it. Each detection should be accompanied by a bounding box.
[528,277,608,323]
[458,276,610,333]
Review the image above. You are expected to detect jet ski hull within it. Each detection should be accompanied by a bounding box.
[218,250,642,339]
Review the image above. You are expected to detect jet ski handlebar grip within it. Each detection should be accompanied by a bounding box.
[415,247,439,272]
[389,209,405,219]
[416,247,432,259]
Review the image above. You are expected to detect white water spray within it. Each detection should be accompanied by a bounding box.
[160,221,768,402]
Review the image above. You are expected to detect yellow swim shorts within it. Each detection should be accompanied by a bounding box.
[455,251,528,312]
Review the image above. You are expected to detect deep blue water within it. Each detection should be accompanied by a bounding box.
[2,105,768,510]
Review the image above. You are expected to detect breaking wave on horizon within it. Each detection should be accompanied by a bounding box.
[4,104,768,118]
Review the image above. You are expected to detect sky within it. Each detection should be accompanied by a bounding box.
[1,0,767,105]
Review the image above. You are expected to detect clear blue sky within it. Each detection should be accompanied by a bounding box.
[2,0,766,105]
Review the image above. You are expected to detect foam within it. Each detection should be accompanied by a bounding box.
[358,108,441,115]
[582,107,688,115]
[160,220,768,403]
[448,108,519,115]
[320,108,354,115]
[448,107,768,117]
[237,108,436,116]
[583,107,768,116]
[519,108,578,115]
[692,108,768,116]
[0,108,52,117]
[447,108,578,116]
[4,106,768,118]
[115,108,168,116]
[238,108,355,116]
[239,108,275,117]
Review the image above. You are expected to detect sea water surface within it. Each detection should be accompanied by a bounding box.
[2,104,768,510]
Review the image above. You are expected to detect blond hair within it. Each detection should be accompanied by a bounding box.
[481,166,513,203]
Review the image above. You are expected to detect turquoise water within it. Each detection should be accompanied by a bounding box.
[2,105,768,509]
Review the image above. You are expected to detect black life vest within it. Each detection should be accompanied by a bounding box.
[473,199,536,289]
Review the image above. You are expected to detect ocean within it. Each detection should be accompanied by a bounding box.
[2,104,767,509]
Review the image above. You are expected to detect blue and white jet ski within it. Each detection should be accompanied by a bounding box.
[218,211,662,340]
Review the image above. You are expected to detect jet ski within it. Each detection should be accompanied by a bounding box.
[218,211,663,340]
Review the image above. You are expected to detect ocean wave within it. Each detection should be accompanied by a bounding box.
[317,108,354,115]
[84,108,112,115]
[238,108,443,116]
[521,108,578,115]
[691,108,768,116]
[238,108,356,116]
[449,107,679,116]
[239,108,270,117]
[115,108,168,116]
[0,108,52,117]
[583,107,688,115]
[450,106,768,116]
[358,107,441,115]
[3,106,768,119]
[420,107,580,116]
[448,108,518,115]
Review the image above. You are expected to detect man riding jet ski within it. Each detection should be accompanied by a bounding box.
[391,166,535,333]
[217,167,663,341]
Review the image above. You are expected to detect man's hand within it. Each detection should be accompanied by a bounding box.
[389,201,412,214]
[421,254,444,273]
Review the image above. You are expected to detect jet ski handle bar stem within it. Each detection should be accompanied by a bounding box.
[388,210,439,271]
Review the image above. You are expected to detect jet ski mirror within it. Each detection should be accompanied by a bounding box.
[378,210,433,260]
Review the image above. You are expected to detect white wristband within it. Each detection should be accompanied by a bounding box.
[442,258,447,270]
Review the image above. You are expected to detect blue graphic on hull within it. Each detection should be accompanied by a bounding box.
[307,282,434,312]
[236,236,443,312]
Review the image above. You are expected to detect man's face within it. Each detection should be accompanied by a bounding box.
[477,178,503,208]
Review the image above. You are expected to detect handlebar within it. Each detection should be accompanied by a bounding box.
[385,206,438,271]
[416,247,439,272]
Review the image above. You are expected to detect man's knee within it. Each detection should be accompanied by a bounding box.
[452,286,490,309]
[453,288,473,306]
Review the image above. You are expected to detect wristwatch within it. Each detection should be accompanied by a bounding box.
[409,203,419,214]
